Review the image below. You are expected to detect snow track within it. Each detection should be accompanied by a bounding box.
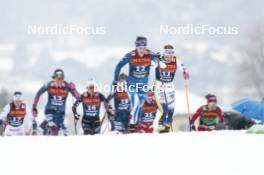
[0,131,263,175]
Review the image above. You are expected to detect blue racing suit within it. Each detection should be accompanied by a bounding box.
[107,87,130,132]
[33,80,79,135]
[73,92,108,135]
[114,49,159,125]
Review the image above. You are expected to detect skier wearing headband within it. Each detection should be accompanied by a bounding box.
[0,91,37,136]
[154,44,190,133]
[32,69,80,135]
[113,36,160,132]
[136,89,163,133]
[190,94,224,131]
[72,79,109,135]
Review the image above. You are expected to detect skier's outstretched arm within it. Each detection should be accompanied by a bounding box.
[106,92,114,104]
[100,93,109,112]
[114,53,130,81]
[106,83,116,103]
[72,95,82,115]
[68,82,80,100]
[32,83,48,109]
[191,107,203,123]
[31,84,48,118]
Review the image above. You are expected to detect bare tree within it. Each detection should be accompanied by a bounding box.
[238,23,264,98]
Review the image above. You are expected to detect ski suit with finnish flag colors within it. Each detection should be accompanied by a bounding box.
[114,49,160,125]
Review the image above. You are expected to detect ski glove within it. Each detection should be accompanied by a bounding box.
[74,114,80,120]
[32,107,38,118]
[190,123,196,131]
[32,119,38,130]
[183,69,190,80]
[72,106,80,120]
[69,82,76,89]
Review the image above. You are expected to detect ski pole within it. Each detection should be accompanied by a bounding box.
[101,118,110,134]
[100,112,107,125]
[184,80,192,131]
[71,95,78,135]
[100,112,108,134]
[74,118,78,135]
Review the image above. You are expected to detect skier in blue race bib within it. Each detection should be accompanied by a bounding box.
[136,90,163,133]
[107,73,131,133]
[114,36,160,132]
[72,79,109,135]
[32,69,80,135]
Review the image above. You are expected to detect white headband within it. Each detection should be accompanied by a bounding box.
[163,49,175,56]
[13,94,23,101]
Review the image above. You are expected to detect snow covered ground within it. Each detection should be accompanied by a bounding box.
[0,131,263,175]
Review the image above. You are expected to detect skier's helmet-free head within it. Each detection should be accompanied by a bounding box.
[135,36,147,56]
[52,69,64,80]
[86,78,97,94]
[146,89,155,103]
[116,73,127,91]
[206,94,217,109]
[163,44,175,62]
[118,73,128,82]
[13,91,23,103]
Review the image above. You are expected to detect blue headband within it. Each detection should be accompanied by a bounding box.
[135,40,147,47]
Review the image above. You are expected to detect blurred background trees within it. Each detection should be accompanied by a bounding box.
[0,89,12,135]
[237,23,264,99]
[0,88,12,110]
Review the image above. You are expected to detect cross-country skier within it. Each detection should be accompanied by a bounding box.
[154,44,190,133]
[114,36,160,132]
[136,90,163,133]
[72,79,109,135]
[107,73,131,133]
[0,91,37,136]
[32,69,80,136]
[190,94,224,131]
